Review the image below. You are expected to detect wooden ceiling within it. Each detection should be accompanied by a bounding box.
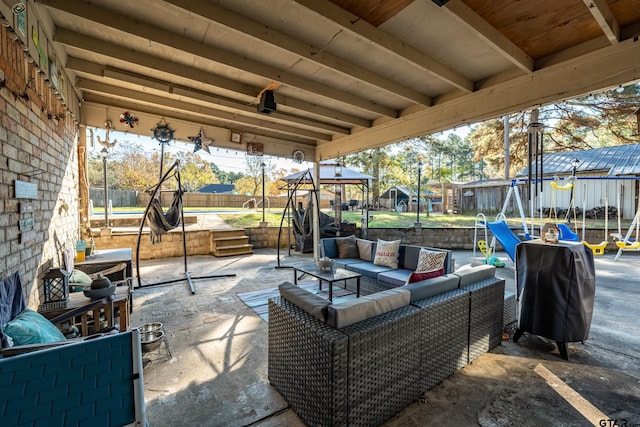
[3,0,640,162]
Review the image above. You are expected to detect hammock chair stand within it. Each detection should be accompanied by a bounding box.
[135,160,235,293]
[276,170,322,269]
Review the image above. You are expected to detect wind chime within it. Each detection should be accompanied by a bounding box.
[527,122,544,237]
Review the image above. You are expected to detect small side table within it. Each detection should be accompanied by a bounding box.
[40,286,130,336]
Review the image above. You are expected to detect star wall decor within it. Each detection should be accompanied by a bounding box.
[189,129,203,152]
[151,118,175,144]
[200,129,215,153]
[119,111,138,128]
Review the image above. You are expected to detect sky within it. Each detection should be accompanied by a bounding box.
[86,126,473,176]
[87,127,313,174]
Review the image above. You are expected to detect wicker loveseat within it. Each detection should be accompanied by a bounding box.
[268,264,504,426]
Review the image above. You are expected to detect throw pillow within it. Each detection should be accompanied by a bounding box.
[356,238,374,261]
[373,239,401,269]
[69,269,92,284]
[416,248,447,273]
[406,268,445,284]
[2,308,66,346]
[336,235,359,259]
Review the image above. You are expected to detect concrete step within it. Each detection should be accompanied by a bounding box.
[213,244,253,257]
[211,228,247,238]
[213,236,250,244]
[211,228,253,257]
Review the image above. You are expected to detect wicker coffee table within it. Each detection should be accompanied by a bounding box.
[293,262,361,302]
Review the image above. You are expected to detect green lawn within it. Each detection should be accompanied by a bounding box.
[100,207,623,229]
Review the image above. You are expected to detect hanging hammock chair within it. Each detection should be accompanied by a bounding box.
[146,189,184,243]
[291,198,313,238]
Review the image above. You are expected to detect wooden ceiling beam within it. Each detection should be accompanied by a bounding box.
[583,0,620,44]
[443,0,534,73]
[317,38,640,159]
[67,57,350,135]
[77,79,332,142]
[163,0,431,106]
[59,37,371,129]
[81,98,316,151]
[42,0,397,118]
[294,0,474,93]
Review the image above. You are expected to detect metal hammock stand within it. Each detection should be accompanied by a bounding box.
[276,169,322,269]
[135,160,235,293]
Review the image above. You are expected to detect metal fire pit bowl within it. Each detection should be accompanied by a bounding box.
[140,330,165,353]
[138,322,163,333]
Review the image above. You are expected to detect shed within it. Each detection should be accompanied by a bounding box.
[462,143,640,219]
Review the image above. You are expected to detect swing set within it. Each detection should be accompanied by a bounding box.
[612,179,640,260]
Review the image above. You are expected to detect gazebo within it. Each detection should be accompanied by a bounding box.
[280,163,375,259]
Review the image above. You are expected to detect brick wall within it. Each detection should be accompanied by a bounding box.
[0,26,80,309]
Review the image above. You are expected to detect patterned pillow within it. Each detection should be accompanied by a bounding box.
[373,239,401,269]
[416,248,447,273]
[336,235,359,258]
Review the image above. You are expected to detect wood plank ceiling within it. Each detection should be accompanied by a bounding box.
[5,0,640,162]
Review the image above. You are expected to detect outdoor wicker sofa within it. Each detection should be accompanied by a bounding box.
[320,237,454,295]
[268,264,504,426]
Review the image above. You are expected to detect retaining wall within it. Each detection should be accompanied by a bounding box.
[92,224,615,261]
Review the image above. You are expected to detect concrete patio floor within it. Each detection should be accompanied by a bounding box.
[129,248,640,427]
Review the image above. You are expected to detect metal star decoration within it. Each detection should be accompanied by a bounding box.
[200,129,215,153]
[189,129,203,152]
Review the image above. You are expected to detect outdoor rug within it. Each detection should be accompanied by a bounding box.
[237,281,356,322]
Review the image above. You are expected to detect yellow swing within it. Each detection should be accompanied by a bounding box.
[582,181,608,256]
[548,176,578,240]
[613,193,640,261]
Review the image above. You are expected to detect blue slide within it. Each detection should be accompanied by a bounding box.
[487,221,522,261]
[557,223,579,242]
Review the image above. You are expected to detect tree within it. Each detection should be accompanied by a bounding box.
[233,155,276,196]
[469,84,640,178]
[168,152,218,191]
[88,143,161,191]
[210,163,244,185]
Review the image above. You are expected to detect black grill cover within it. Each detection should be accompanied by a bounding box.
[516,240,596,342]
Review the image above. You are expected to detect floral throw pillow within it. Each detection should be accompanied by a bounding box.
[416,248,447,273]
[373,239,401,269]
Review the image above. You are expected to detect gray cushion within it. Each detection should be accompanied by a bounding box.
[346,262,394,279]
[405,274,460,303]
[455,265,496,287]
[326,288,410,328]
[377,269,413,287]
[400,245,421,270]
[320,239,339,259]
[333,258,362,269]
[278,282,330,322]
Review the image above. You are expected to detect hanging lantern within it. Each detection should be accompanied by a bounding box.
[40,267,70,311]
